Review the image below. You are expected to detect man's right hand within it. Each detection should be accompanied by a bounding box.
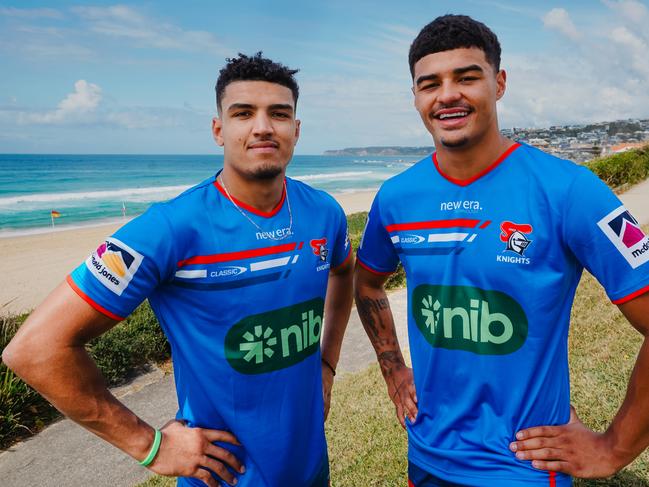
[149,420,245,487]
[383,362,418,429]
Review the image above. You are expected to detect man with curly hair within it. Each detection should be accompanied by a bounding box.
[355,14,649,486]
[4,52,353,487]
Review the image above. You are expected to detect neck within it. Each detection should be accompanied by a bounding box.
[434,128,513,182]
[219,166,285,213]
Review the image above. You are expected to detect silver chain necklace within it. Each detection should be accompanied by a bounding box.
[218,174,293,241]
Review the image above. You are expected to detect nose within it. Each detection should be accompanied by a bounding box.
[252,112,274,136]
[437,81,462,105]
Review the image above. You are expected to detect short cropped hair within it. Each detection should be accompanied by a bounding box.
[215,52,299,113]
[408,15,501,77]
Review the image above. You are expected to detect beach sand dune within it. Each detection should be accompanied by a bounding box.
[0,190,375,315]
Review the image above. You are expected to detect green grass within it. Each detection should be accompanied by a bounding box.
[587,145,649,192]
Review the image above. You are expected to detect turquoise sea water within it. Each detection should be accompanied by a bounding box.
[0,154,420,235]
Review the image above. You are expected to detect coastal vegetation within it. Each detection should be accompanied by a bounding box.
[587,144,649,192]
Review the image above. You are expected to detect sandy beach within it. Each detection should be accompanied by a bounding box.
[0,190,376,315]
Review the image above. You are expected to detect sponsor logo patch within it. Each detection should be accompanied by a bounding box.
[85,238,143,295]
[598,206,649,269]
[224,298,324,374]
[412,284,528,355]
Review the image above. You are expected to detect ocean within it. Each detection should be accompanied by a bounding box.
[0,154,420,236]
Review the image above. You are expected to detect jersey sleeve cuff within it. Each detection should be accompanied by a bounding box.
[356,255,396,276]
[611,283,649,305]
[66,275,125,321]
[330,246,352,271]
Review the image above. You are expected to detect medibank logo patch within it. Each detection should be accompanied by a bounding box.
[85,238,143,295]
[412,285,528,355]
[225,298,324,374]
[597,205,649,269]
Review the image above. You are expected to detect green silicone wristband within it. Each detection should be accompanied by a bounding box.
[139,429,162,467]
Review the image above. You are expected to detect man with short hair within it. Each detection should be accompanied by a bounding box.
[3,52,353,487]
[355,14,649,486]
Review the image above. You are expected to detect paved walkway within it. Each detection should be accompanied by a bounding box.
[1,180,647,486]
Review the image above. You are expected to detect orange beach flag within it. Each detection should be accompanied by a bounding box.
[51,210,61,218]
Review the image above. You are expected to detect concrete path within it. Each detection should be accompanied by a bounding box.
[0,179,646,486]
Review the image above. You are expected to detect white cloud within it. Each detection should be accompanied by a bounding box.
[0,7,62,19]
[22,80,102,124]
[602,0,649,23]
[542,8,581,40]
[72,5,228,53]
[1,79,200,131]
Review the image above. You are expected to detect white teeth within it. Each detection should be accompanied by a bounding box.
[439,112,468,119]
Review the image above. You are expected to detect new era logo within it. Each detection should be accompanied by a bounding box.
[598,206,649,269]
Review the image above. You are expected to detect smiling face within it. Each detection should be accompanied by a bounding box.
[212,80,300,180]
[412,47,506,150]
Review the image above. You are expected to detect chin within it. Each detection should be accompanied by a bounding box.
[248,163,284,180]
[440,135,470,148]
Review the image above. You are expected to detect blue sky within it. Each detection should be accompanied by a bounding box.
[1,0,648,154]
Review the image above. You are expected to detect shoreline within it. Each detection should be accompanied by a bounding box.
[0,190,375,315]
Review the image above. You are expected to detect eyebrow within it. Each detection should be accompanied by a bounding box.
[415,64,484,86]
[226,103,294,113]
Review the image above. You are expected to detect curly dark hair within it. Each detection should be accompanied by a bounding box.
[408,15,501,77]
[215,52,299,113]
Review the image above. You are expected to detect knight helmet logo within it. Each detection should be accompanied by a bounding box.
[500,221,533,255]
[310,238,329,262]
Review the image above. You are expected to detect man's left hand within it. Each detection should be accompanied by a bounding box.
[322,362,335,421]
[509,406,624,478]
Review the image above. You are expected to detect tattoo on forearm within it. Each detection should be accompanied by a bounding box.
[356,293,400,361]
[377,350,405,378]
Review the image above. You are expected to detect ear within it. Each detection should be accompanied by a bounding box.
[294,119,301,144]
[212,117,224,147]
[496,69,507,101]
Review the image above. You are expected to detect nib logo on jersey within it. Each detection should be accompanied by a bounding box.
[412,285,528,355]
[85,238,143,295]
[598,206,649,269]
[225,298,325,374]
[497,221,533,265]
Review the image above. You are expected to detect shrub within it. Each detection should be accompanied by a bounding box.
[587,145,649,191]
[0,302,168,449]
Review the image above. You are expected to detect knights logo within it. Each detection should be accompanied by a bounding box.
[310,238,329,262]
[500,221,533,256]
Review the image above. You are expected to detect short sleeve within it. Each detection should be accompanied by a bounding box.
[68,204,177,319]
[356,191,400,274]
[330,203,351,270]
[564,168,649,304]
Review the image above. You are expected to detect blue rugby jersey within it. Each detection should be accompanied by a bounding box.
[69,174,350,487]
[357,143,649,486]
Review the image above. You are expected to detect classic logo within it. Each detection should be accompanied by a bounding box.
[597,205,649,269]
[310,238,329,262]
[400,234,426,244]
[500,221,533,255]
[210,266,247,278]
[85,238,143,295]
[412,285,528,355]
[225,298,325,374]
